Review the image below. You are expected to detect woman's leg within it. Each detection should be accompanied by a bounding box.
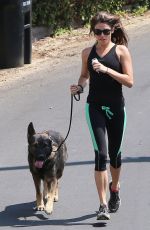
[106,106,127,212]
[109,166,121,190]
[95,170,108,205]
[107,106,126,185]
[85,104,108,204]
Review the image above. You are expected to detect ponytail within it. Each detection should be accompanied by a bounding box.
[111,19,128,46]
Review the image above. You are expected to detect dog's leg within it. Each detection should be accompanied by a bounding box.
[32,174,45,211]
[54,180,59,202]
[43,180,48,200]
[44,179,58,202]
[45,178,57,214]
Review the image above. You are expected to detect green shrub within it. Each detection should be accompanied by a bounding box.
[32,0,74,31]
[32,0,150,34]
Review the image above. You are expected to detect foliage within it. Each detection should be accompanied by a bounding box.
[32,0,74,31]
[32,0,150,34]
[73,0,124,24]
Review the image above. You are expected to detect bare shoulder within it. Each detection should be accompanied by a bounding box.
[116,45,132,62]
[116,45,130,56]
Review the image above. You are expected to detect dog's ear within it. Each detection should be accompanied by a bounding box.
[27,122,35,143]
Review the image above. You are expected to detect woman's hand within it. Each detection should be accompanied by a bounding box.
[92,60,107,74]
[70,84,82,95]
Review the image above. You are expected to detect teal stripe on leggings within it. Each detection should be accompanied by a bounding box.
[116,106,127,157]
[85,103,99,152]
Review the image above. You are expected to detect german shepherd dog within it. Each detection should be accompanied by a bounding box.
[27,122,67,214]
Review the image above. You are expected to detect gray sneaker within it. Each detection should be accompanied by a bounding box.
[97,204,110,220]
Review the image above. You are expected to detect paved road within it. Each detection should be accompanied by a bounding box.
[0,24,150,230]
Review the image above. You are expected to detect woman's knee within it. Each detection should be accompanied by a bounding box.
[95,150,107,171]
[110,154,121,168]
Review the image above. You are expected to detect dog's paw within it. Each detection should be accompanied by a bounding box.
[45,204,53,215]
[36,204,45,211]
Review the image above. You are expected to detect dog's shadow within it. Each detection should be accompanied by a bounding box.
[0,202,107,227]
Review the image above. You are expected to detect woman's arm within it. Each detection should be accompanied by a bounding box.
[93,45,134,88]
[70,48,90,95]
[108,45,133,88]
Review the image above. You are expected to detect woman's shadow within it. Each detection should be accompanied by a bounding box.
[0,201,107,227]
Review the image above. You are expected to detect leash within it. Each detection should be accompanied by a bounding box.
[54,93,81,152]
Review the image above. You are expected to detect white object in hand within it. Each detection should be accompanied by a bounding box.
[92,58,100,73]
[92,58,99,65]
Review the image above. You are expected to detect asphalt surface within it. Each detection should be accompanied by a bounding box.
[0,24,150,230]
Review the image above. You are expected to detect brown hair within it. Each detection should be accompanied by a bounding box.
[90,11,128,46]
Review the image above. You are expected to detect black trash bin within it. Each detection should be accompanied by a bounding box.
[23,0,32,64]
[0,0,32,69]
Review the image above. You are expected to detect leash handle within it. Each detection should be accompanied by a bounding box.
[73,93,80,101]
[73,84,84,101]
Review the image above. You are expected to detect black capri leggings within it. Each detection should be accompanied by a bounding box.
[85,103,127,171]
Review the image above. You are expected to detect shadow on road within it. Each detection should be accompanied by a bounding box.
[0,156,149,227]
[0,156,150,172]
[0,201,107,227]
[122,156,150,163]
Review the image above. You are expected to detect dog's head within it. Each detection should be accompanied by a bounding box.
[27,122,58,169]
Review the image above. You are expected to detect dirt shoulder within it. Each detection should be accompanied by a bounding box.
[0,11,150,88]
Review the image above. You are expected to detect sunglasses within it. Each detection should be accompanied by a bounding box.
[94,29,111,36]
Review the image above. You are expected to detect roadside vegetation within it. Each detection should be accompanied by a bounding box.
[32,0,150,35]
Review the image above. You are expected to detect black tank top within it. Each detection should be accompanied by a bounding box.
[87,44,124,106]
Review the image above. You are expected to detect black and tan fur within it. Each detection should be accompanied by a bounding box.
[27,122,67,214]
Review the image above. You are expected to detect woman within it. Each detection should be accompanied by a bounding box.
[70,11,133,220]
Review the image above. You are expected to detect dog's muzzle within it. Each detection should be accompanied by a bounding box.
[35,160,44,169]
[34,149,56,169]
